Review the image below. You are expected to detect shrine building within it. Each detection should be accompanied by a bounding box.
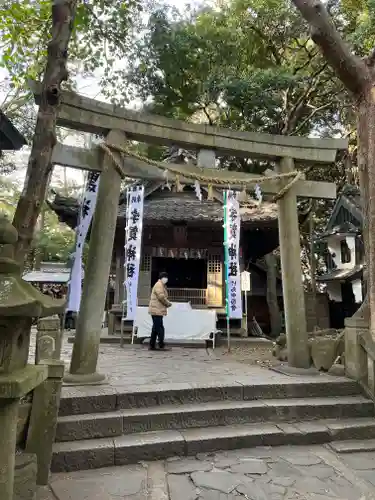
[49,150,285,335]
[51,182,280,330]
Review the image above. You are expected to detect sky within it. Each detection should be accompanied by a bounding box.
[1,0,202,190]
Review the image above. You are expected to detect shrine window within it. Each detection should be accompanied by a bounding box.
[340,240,351,264]
[141,254,151,272]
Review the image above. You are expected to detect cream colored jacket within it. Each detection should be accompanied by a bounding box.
[148,280,172,316]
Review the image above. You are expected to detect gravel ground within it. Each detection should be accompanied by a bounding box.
[216,342,279,369]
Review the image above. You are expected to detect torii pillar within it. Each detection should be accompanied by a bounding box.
[64,130,126,384]
[277,157,310,368]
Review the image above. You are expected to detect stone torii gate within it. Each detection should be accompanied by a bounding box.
[47,90,347,383]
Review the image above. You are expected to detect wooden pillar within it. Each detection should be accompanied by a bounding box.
[198,150,221,308]
[277,157,310,368]
[65,130,125,384]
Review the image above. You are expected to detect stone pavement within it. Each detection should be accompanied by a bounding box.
[37,444,375,499]
[31,331,375,499]
[29,330,346,392]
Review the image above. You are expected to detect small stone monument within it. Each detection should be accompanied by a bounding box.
[0,218,65,500]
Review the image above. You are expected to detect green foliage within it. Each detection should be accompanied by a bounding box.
[0,176,76,263]
[0,0,145,87]
[36,208,76,262]
[102,0,359,185]
[0,0,147,176]
[112,0,350,139]
[340,0,375,55]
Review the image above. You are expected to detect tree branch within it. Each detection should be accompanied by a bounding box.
[247,25,282,65]
[291,0,369,95]
[282,62,328,134]
[12,0,78,266]
[291,94,341,135]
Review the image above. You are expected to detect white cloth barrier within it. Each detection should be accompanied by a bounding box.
[134,303,217,341]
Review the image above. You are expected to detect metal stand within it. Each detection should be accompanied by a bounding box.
[244,290,248,334]
[227,316,231,352]
[120,299,126,348]
[131,323,136,345]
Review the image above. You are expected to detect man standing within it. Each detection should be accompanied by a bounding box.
[148,272,172,350]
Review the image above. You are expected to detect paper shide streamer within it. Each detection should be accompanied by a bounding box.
[194,180,202,201]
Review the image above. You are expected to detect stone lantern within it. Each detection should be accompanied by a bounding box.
[0,217,65,500]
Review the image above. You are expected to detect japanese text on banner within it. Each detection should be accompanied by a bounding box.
[67,172,100,312]
[124,185,144,320]
[224,190,242,319]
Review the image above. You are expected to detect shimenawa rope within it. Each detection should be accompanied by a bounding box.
[99,142,303,202]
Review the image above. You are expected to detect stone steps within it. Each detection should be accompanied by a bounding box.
[58,379,361,416]
[52,378,375,472]
[55,396,374,442]
[51,417,375,472]
[329,438,375,454]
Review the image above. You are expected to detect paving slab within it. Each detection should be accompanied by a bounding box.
[49,465,147,499]
[39,444,375,500]
[28,330,355,397]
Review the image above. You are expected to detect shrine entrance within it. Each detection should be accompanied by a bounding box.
[152,256,208,306]
[44,87,349,382]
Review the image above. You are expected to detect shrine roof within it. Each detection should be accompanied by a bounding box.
[48,185,279,229]
[341,184,361,212]
[117,190,278,225]
[323,184,362,234]
[316,263,363,282]
[0,109,27,151]
[317,221,361,240]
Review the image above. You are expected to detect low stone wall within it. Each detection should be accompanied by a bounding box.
[273,329,344,373]
[344,316,375,398]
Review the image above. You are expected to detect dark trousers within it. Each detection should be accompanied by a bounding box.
[150,315,165,348]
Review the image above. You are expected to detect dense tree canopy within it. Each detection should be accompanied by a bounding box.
[100,0,373,286]
[107,0,372,181]
[0,177,76,264]
[0,0,146,174]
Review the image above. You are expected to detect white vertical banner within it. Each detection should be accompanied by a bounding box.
[124,185,145,320]
[224,190,242,319]
[67,171,100,312]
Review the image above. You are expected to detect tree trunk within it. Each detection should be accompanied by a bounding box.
[291,0,375,335]
[12,0,78,268]
[34,202,46,271]
[358,85,375,329]
[264,252,282,337]
[352,96,371,322]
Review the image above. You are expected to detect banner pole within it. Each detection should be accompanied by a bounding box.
[133,185,145,344]
[120,187,131,348]
[223,190,231,352]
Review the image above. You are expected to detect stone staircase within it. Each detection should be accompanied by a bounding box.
[52,378,375,472]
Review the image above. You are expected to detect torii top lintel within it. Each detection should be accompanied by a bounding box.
[52,143,337,199]
[55,91,348,165]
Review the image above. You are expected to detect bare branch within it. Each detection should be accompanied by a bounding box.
[291,0,369,95]
[291,93,342,135]
[283,62,328,134]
